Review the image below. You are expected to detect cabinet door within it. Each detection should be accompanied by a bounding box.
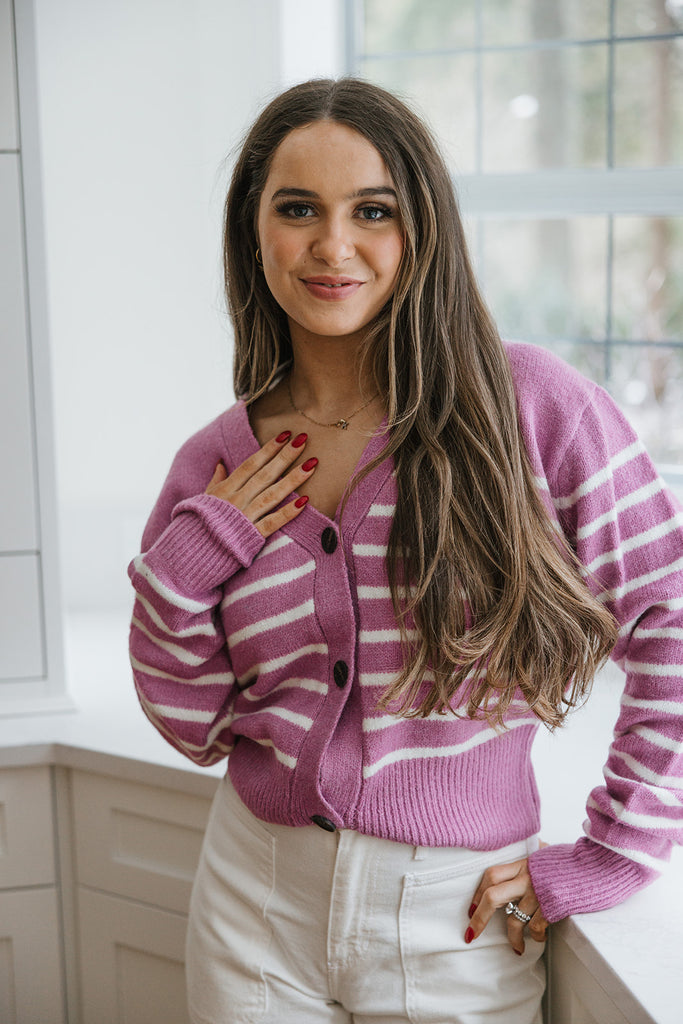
[0,766,55,888]
[71,771,213,913]
[547,929,633,1024]
[0,887,65,1024]
[78,887,190,1024]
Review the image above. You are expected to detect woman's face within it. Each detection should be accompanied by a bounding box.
[256,121,404,350]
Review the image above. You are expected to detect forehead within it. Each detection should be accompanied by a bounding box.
[262,121,394,193]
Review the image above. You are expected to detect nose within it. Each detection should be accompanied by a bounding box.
[311,214,355,265]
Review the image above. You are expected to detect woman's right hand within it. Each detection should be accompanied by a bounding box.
[205,431,317,538]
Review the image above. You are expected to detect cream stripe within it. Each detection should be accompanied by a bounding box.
[588,794,681,832]
[610,748,683,790]
[621,693,683,715]
[132,555,213,613]
[222,560,315,608]
[363,717,531,779]
[555,440,644,510]
[131,616,207,667]
[618,596,683,639]
[585,513,683,573]
[582,832,669,872]
[577,479,666,541]
[249,736,297,769]
[255,533,292,559]
[353,543,388,556]
[368,503,395,517]
[228,599,315,646]
[129,653,235,689]
[240,677,328,701]
[236,643,328,686]
[630,725,683,754]
[603,765,681,807]
[357,586,392,600]
[233,705,313,730]
[135,593,216,639]
[624,659,683,678]
[633,626,683,641]
[597,555,683,604]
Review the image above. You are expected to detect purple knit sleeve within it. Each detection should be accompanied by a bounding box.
[528,385,683,922]
[128,438,266,767]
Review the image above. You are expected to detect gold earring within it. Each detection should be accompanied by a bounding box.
[255,248,263,267]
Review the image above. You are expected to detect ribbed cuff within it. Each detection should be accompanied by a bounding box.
[143,493,265,597]
[528,837,659,923]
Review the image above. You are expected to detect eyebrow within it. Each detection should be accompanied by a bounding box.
[269,186,398,202]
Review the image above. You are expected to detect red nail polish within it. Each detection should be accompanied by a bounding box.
[294,495,309,508]
[464,927,474,944]
[275,430,292,444]
[301,457,318,472]
[468,903,477,918]
[514,949,523,956]
[292,432,308,448]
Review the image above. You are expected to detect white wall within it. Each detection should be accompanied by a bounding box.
[32,0,345,610]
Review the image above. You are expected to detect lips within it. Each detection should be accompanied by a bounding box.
[302,276,364,301]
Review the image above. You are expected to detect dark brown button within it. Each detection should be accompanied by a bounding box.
[310,815,337,832]
[321,527,338,554]
[333,660,349,688]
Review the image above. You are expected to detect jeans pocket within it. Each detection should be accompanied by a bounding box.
[399,857,545,1024]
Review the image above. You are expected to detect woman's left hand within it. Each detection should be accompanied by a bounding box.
[465,853,549,955]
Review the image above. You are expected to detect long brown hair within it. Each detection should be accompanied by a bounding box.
[224,78,617,727]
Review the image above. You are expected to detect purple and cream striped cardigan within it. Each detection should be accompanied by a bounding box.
[128,342,683,922]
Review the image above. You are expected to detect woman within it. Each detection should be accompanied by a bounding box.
[128,78,683,1023]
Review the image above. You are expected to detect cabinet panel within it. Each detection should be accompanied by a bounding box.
[0,765,54,887]
[0,554,44,680]
[0,0,18,149]
[78,887,190,1024]
[0,887,65,1024]
[0,156,38,552]
[71,771,213,913]
[548,930,632,1024]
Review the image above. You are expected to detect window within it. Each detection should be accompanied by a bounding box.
[348,0,683,474]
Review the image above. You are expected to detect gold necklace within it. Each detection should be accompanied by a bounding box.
[287,378,378,431]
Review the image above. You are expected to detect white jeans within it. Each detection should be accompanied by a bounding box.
[186,775,545,1024]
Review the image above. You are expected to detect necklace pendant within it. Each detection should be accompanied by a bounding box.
[337,419,349,430]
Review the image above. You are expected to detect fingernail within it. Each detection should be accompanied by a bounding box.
[464,928,474,944]
[468,903,477,918]
[275,430,292,444]
[301,457,318,472]
[292,432,308,448]
[514,949,523,956]
[294,495,309,508]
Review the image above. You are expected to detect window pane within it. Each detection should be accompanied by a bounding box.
[478,218,608,341]
[614,0,683,38]
[363,0,476,53]
[361,55,477,172]
[607,343,683,461]
[613,38,683,166]
[612,217,683,341]
[482,0,609,45]
[482,45,608,170]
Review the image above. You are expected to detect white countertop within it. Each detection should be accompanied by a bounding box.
[1,611,681,1022]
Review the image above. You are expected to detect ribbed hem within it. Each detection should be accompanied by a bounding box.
[528,837,659,923]
[145,493,265,595]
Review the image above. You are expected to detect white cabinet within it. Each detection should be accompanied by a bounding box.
[0,0,65,708]
[0,766,65,1024]
[70,770,215,1024]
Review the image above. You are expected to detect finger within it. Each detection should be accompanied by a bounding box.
[469,857,526,918]
[505,897,538,956]
[206,461,228,492]
[244,457,318,524]
[218,430,296,497]
[528,908,549,944]
[255,495,310,538]
[237,432,309,505]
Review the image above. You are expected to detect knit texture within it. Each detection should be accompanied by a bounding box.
[128,342,683,922]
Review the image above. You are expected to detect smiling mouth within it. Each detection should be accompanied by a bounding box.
[302,277,364,300]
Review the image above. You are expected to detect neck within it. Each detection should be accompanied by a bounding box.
[288,335,375,419]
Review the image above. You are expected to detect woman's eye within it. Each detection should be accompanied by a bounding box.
[275,202,315,219]
[358,205,393,222]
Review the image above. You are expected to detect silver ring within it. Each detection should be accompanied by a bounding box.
[505,901,532,924]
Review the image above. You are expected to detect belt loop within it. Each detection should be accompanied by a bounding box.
[412,845,426,862]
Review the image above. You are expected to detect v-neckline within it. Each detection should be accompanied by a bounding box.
[225,401,394,547]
